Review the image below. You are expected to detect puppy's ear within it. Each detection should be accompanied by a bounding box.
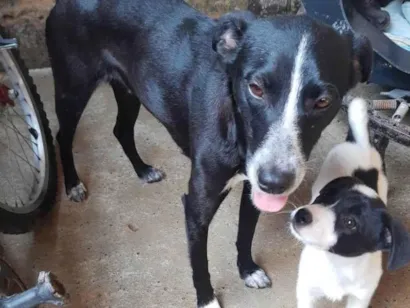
[381,212,410,271]
[212,11,256,64]
[349,33,373,85]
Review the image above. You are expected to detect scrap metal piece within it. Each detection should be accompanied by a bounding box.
[372,99,398,110]
[0,272,68,308]
[392,101,409,124]
[0,39,18,50]
[380,89,410,99]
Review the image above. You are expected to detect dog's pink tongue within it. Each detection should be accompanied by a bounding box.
[252,191,288,212]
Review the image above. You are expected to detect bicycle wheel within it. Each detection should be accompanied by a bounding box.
[0,30,57,234]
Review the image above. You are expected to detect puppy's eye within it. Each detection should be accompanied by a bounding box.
[249,83,263,99]
[343,217,357,230]
[314,97,331,109]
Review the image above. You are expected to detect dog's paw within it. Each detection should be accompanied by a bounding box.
[199,298,221,308]
[139,166,166,183]
[67,182,87,202]
[243,269,272,289]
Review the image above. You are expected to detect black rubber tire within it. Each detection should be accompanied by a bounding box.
[0,29,57,234]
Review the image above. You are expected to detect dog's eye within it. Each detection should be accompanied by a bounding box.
[343,217,357,230]
[249,83,263,99]
[314,97,331,109]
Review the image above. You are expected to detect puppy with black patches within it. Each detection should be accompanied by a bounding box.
[290,98,410,308]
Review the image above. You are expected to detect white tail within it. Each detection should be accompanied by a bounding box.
[348,98,370,147]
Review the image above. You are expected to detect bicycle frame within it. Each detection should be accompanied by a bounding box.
[0,38,18,50]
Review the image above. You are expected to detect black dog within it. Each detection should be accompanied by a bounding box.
[46,0,372,307]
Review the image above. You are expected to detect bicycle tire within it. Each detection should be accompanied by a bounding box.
[0,29,57,234]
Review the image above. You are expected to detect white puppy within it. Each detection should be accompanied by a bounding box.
[290,98,410,308]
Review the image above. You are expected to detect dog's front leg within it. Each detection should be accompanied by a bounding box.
[296,275,317,308]
[236,181,271,288]
[296,290,316,308]
[184,163,234,308]
[346,279,379,308]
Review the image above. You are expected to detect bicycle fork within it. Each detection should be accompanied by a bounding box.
[0,38,18,50]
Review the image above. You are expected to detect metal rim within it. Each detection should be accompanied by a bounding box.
[0,48,49,213]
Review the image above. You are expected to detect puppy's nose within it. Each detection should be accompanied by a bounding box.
[294,208,312,225]
[257,168,295,194]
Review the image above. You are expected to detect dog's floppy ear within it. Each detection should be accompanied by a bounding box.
[381,212,410,271]
[350,33,373,85]
[212,10,256,63]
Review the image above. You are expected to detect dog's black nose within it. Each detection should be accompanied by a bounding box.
[258,168,294,194]
[294,208,312,225]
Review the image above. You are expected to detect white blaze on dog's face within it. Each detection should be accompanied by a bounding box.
[245,35,308,213]
[212,14,373,213]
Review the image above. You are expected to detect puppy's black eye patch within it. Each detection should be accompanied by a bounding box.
[353,169,379,196]
[312,176,360,206]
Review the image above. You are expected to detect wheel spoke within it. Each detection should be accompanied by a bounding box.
[10,146,31,193]
[2,114,40,172]
[2,120,19,205]
[1,116,38,148]
[1,135,24,206]
[4,112,37,190]
[10,107,32,126]
[0,137,40,173]
[5,110,40,160]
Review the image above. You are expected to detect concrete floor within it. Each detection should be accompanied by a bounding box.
[1,69,410,307]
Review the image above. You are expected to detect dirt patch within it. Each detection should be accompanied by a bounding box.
[248,0,301,16]
[0,0,54,68]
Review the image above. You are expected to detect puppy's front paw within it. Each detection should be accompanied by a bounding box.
[243,268,272,289]
[67,182,87,202]
[139,166,165,183]
[199,297,221,308]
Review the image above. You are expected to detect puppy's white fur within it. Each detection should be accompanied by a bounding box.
[296,98,388,308]
[297,246,382,308]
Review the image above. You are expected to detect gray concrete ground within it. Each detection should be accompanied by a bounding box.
[1,69,410,307]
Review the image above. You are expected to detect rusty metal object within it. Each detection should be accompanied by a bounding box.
[372,99,398,110]
[392,101,409,123]
[0,271,68,308]
[342,96,410,148]
[368,109,410,147]
[0,38,17,50]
